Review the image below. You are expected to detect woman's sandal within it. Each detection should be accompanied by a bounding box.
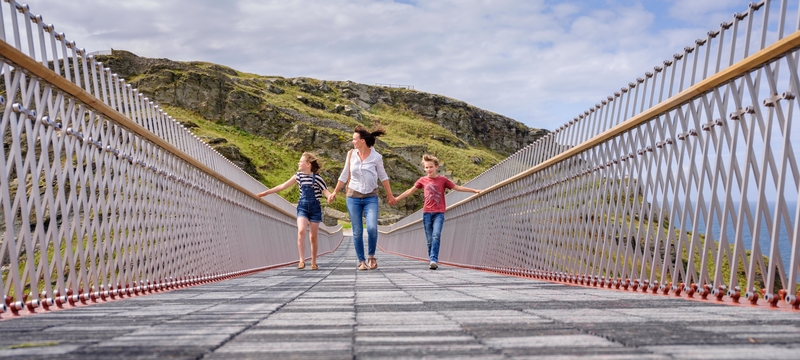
[310,263,319,270]
[297,262,306,269]
[368,257,378,270]
[357,262,368,271]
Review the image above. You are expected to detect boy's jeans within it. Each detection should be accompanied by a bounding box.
[422,212,445,263]
[346,196,379,263]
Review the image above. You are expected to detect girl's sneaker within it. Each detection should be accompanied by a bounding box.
[429,262,438,270]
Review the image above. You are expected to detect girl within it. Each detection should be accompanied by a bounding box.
[394,154,481,270]
[328,125,396,271]
[257,152,331,270]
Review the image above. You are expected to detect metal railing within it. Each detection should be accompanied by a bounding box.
[381,0,800,309]
[375,83,414,90]
[0,1,341,316]
[388,1,799,230]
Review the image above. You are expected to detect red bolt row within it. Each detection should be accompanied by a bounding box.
[0,268,262,317]
[479,266,800,311]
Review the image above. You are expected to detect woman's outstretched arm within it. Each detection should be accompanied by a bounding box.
[393,186,418,203]
[328,180,346,202]
[382,179,397,206]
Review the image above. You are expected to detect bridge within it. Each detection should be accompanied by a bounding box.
[1,0,800,358]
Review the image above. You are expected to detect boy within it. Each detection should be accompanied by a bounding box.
[394,155,481,269]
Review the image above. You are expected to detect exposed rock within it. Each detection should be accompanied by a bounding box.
[209,142,261,181]
[267,84,285,94]
[283,123,352,160]
[204,137,227,145]
[391,145,429,167]
[431,134,465,148]
[324,206,349,224]
[319,81,333,93]
[267,78,285,86]
[331,104,362,120]
[180,121,199,129]
[296,95,326,110]
[343,105,362,121]
[299,83,315,93]
[379,214,405,226]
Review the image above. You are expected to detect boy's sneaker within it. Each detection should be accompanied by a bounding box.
[429,262,438,270]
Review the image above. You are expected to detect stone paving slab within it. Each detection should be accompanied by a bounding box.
[1,238,800,359]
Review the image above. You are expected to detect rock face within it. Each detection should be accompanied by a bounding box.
[93,50,549,221]
[334,81,548,154]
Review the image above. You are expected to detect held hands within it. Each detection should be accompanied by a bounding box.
[387,194,397,206]
[327,191,337,204]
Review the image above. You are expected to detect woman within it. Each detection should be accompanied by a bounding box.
[329,125,396,270]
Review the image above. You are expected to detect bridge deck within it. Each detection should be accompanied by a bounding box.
[1,239,800,359]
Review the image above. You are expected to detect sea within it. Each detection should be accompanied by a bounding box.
[672,201,797,274]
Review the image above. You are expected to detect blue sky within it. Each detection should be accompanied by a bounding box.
[21,0,756,131]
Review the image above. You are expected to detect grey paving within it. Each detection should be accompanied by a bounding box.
[1,238,800,359]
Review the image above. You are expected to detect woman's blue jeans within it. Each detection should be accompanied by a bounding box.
[346,196,379,263]
[423,212,445,263]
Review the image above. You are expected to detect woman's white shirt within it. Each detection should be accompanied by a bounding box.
[338,148,389,194]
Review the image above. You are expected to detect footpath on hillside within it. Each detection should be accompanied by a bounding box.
[1,238,799,359]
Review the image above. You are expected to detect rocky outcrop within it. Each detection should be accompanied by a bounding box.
[199,137,262,181]
[333,81,548,154]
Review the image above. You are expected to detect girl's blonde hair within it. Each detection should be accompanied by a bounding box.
[421,154,439,166]
[302,152,321,173]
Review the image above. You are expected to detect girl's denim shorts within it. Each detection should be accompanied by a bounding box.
[297,200,322,223]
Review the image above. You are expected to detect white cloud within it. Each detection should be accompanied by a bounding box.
[667,0,753,25]
[18,0,756,130]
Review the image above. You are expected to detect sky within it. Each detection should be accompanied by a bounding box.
[17,0,758,131]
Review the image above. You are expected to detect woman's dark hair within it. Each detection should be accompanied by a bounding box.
[354,125,386,148]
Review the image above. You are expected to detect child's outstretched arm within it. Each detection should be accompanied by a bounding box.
[256,175,297,197]
[452,185,481,194]
[393,187,418,203]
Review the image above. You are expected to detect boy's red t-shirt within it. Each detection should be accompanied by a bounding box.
[415,175,456,213]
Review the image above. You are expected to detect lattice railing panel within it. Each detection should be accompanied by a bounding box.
[0,1,341,316]
[388,0,798,229]
[382,0,800,309]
